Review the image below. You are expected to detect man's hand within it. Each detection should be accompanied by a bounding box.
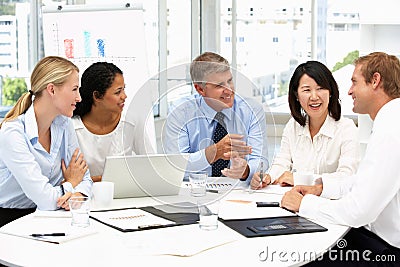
[292,184,323,196]
[280,184,323,213]
[281,189,303,213]
[206,134,252,164]
[221,153,248,179]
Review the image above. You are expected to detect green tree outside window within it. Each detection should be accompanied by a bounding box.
[2,77,27,106]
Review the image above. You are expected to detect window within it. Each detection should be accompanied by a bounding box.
[2,0,399,123]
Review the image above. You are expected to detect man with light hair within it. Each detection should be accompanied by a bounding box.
[164,51,268,181]
[282,51,400,266]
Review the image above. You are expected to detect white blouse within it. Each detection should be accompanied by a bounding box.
[269,115,360,183]
[72,114,156,177]
[299,97,400,248]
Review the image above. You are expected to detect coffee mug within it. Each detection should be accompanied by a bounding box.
[92,181,114,208]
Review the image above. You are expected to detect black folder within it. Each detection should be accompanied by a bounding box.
[220,216,327,238]
[90,202,199,232]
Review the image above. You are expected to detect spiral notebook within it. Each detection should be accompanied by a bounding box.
[90,202,199,232]
[90,208,177,232]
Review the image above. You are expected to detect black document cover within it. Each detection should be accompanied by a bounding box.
[140,202,199,225]
[220,216,327,238]
[90,202,199,232]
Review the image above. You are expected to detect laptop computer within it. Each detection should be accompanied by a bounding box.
[102,154,189,198]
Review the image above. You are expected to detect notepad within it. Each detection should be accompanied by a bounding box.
[90,208,176,232]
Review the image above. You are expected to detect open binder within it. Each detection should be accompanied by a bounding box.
[220,216,327,238]
[90,202,199,232]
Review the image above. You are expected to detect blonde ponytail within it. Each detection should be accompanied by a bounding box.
[0,91,32,128]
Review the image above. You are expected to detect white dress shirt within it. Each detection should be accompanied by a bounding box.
[0,104,92,210]
[269,115,360,184]
[72,113,156,177]
[299,98,400,248]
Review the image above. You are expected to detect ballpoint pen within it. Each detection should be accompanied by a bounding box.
[30,233,66,237]
[259,161,264,188]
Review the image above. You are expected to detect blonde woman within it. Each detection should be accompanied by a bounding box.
[0,56,92,227]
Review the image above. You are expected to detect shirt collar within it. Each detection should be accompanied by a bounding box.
[72,116,84,130]
[197,95,234,124]
[25,104,39,143]
[318,115,336,138]
[299,115,336,139]
[25,103,69,143]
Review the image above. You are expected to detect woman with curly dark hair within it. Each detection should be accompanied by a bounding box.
[72,62,156,182]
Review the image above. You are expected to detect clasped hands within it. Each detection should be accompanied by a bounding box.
[207,134,251,179]
[280,184,323,212]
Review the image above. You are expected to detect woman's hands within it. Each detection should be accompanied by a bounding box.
[250,172,272,189]
[61,148,88,187]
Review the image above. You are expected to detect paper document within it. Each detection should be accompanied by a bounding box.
[90,208,176,231]
[123,224,240,257]
[219,200,294,220]
[0,226,97,244]
[244,184,292,195]
[33,209,71,218]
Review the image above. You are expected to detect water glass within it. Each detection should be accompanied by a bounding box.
[68,196,90,227]
[197,200,220,230]
[189,171,207,197]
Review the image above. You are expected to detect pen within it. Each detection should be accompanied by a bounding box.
[60,184,65,195]
[259,161,264,188]
[138,224,176,230]
[31,233,66,237]
[206,189,219,194]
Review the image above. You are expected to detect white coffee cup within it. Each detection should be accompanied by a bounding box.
[293,172,315,186]
[92,181,114,208]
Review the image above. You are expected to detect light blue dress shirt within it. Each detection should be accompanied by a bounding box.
[0,104,92,210]
[163,94,269,182]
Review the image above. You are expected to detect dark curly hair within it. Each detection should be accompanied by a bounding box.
[73,62,123,118]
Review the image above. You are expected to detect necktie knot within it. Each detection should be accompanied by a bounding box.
[214,112,225,127]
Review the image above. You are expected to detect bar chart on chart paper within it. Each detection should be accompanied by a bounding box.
[42,5,149,102]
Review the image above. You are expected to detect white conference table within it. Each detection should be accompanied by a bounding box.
[0,183,348,267]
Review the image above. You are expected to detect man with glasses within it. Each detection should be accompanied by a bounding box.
[163,52,268,181]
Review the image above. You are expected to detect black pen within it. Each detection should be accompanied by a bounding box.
[138,224,175,230]
[60,184,65,195]
[31,233,66,237]
[206,189,219,194]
